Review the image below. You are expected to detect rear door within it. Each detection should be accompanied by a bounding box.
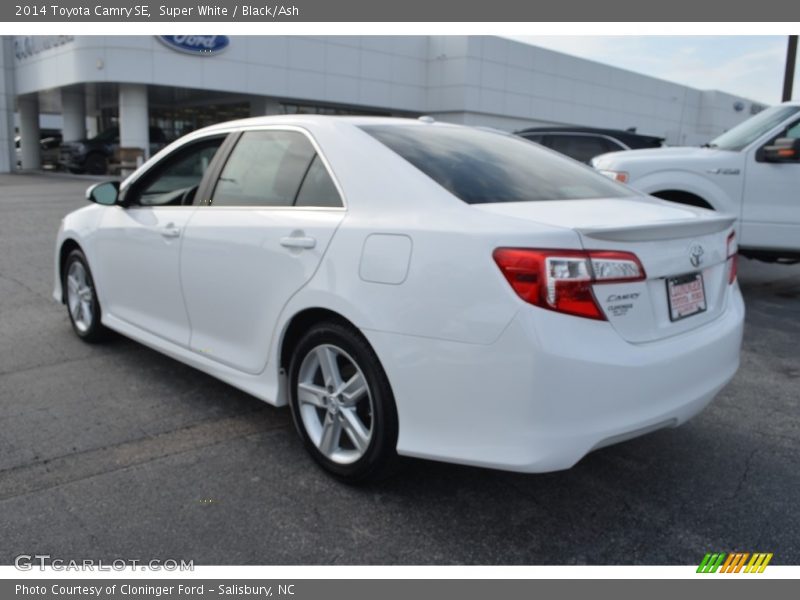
[180,128,345,374]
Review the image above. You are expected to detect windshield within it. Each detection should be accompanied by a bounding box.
[361,125,636,204]
[709,105,800,151]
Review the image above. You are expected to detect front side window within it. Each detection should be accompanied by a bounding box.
[129,136,224,206]
[362,125,636,204]
[210,130,342,208]
[784,121,800,140]
[758,119,800,164]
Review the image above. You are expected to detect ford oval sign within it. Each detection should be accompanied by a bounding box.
[157,36,229,56]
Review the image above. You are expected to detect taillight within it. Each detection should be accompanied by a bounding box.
[493,248,646,320]
[597,169,629,183]
[726,231,738,284]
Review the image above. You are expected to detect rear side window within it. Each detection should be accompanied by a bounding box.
[519,133,545,144]
[295,155,342,207]
[547,134,622,163]
[212,130,314,207]
[361,125,635,204]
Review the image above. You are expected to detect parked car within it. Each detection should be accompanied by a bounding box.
[516,126,664,163]
[15,129,62,169]
[592,102,800,261]
[59,126,168,175]
[53,116,744,482]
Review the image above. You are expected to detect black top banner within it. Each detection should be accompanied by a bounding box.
[4,0,800,22]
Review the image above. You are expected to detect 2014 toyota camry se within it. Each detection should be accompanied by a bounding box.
[53,116,745,482]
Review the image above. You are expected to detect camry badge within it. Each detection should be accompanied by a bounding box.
[689,243,705,268]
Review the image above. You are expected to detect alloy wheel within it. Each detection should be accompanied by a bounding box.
[66,260,94,333]
[296,344,374,464]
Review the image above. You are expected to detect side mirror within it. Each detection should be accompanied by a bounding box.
[762,137,800,163]
[86,181,120,205]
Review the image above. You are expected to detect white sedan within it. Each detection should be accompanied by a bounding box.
[54,116,745,482]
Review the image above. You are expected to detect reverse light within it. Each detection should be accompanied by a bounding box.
[597,169,629,183]
[493,248,646,320]
[727,231,738,284]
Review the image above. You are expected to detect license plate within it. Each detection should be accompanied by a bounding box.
[666,272,707,321]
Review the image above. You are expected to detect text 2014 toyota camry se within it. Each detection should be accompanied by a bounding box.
[53,116,744,482]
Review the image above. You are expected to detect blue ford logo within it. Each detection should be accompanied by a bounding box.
[158,36,229,56]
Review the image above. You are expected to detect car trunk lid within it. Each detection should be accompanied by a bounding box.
[475,198,736,342]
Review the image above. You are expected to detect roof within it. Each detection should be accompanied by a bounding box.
[200,114,454,132]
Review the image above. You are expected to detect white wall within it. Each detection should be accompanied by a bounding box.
[425,36,764,144]
[10,35,763,147]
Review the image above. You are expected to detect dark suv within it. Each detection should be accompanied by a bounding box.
[516,127,664,164]
[59,126,168,175]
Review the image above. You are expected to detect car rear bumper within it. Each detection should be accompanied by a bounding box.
[363,284,744,473]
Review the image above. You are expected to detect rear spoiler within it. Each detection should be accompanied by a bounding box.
[577,215,736,242]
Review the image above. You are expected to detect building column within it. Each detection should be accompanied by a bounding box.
[61,85,86,142]
[250,97,283,116]
[0,38,17,173]
[119,83,149,158]
[18,93,40,170]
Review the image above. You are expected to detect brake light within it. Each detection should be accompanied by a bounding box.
[726,231,738,284]
[493,248,646,320]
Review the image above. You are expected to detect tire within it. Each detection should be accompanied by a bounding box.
[84,153,107,175]
[63,249,109,343]
[288,321,399,483]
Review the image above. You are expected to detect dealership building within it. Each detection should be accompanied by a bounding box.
[0,34,764,172]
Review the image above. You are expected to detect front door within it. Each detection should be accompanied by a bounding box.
[741,118,800,252]
[93,135,226,346]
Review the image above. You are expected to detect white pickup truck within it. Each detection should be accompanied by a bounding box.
[592,102,800,261]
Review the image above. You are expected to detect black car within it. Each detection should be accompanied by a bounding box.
[515,126,664,164]
[59,126,168,175]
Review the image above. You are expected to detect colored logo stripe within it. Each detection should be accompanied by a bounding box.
[745,553,773,573]
[720,553,748,573]
[697,553,726,573]
[697,552,773,573]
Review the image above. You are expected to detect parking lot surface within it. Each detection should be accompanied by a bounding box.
[1,172,798,565]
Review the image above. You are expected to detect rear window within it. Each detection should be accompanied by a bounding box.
[361,125,635,204]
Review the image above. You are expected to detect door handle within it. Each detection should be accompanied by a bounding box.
[280,236,316,250]
[160,223,181,239]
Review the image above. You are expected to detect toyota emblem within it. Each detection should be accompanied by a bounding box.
[689,243,705,268]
